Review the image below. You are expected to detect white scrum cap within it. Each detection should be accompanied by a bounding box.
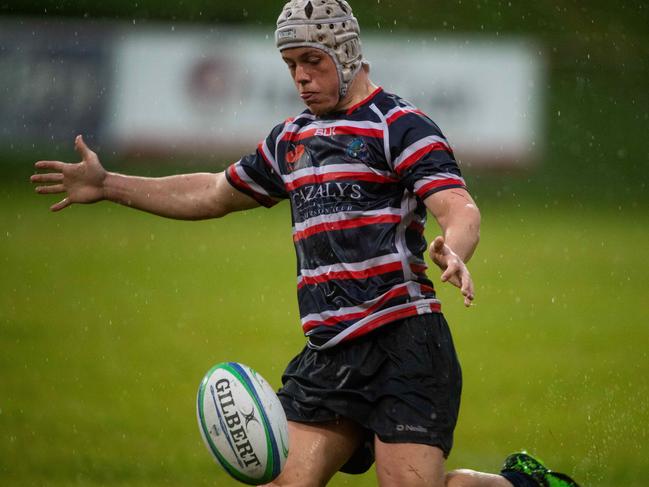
[275,0,365,98]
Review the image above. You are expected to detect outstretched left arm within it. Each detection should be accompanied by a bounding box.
[424,188,481,307]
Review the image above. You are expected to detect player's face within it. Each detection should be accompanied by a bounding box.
[281,47,340,115]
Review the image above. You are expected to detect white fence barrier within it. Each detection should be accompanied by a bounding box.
[1,18,544,167]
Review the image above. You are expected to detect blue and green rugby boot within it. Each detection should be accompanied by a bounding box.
[501,452,580,487]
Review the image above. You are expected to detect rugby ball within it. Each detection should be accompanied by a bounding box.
[196,362,289,485]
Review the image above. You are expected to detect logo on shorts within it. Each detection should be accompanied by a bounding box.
[396,424,428,433]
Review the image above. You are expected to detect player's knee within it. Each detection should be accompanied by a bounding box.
[445,468,482,486]
[377,464,445,487]
[261,477,325,487]
[262,482,324,487]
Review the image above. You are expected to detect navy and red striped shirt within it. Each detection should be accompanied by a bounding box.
[225,88,467,350]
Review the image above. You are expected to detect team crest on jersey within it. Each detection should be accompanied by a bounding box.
[345,138,370,162]
[285,143,310,171]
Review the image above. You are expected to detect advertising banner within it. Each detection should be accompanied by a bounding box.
[0,18,113,149]
[0,18,543,167]
[106,26,543,167]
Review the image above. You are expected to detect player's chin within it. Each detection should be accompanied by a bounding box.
[304,99,336,116]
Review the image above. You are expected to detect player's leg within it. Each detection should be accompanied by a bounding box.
[374,438,445,487]
[374,439,513,487]
[446,468,515,486]
[263,418,364,487]
[368,313,461,486]
[446,454,582,486]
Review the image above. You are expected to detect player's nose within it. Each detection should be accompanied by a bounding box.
[294,64,311,84]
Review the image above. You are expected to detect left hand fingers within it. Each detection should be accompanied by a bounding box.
[460,269,475,307]
[441,261,462,285]
[441,261,475,307]
[429,237,449,265]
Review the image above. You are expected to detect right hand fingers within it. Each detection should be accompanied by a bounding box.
[35,184,65,195]
[51,197,71,212]
[75,134,96,160]
[35,160,66,171]
[31,173,63,184]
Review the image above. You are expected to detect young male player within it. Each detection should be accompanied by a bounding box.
[31,1,579,486]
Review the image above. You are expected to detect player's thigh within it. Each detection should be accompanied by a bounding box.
[264,419,364,487]
[374,435,446,487]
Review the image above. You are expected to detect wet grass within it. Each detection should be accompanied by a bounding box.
[1,182,647,486]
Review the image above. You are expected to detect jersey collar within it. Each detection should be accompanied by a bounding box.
[344,86,383,115]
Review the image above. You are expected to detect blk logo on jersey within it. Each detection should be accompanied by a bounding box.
[315,127,336,137]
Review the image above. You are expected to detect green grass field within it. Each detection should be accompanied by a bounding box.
[1,179,647,487]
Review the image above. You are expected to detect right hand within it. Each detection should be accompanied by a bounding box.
[31,135,107,212]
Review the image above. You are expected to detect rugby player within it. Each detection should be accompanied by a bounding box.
[31,1,579,486]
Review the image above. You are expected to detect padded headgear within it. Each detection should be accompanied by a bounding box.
[276,0,364,99]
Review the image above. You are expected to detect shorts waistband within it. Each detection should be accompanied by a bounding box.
[307,302,441,350]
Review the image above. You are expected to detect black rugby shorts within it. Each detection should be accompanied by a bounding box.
[277,313,462,474]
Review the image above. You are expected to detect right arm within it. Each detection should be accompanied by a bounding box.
[31,135,260,219]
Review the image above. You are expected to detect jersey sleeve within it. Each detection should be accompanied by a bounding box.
[225,123,288,208]
[387,105,467,201]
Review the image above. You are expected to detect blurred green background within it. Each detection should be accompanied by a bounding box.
[1,1,648,487]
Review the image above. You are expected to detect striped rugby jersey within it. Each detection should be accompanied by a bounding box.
[225,87,467,350]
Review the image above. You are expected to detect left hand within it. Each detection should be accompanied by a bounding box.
[429,236,475,307]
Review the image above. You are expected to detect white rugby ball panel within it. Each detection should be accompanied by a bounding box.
[246,366,289,467]
[197,362,288,485]
[229,362,285,480]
